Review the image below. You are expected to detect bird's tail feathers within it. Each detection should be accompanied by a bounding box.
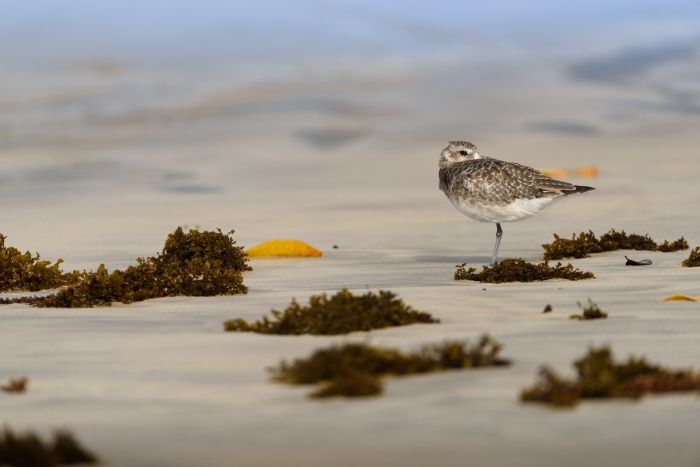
[571,185,595,194]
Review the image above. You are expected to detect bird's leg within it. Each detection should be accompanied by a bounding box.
[491,223,503,266]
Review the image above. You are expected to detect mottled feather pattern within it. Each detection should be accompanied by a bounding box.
[438,141,594,261]
[440,157,579,205]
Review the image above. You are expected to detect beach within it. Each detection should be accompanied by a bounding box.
[2,2,700,465]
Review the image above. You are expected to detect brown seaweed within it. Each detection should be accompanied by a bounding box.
[682,247,700,267]
[569,299,608,320]
[0,234,80,293]
[0,296,42,305]
[271,335,511,399]
[521,346,700,408]
[454,259,594,283]
[224,289,438,335]
[0,427,97,466]
[1,377,28,394]
[310,370,384,398]
[542,229,688,261]
[34,227,250,308]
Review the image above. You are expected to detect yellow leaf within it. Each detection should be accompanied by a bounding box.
[246,239,322,258]
[540,168,568,178]
[663,294,700,302]
[540,166,598,179]
[574,165,598,178]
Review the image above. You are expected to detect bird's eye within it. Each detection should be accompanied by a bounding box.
[459,150,469,156]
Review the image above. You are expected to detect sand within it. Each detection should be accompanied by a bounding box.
[2,247,700,466]
[2,131,700,466]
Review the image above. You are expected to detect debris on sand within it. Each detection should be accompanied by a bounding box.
[625,256,652,266]
[0,427,98,466]
[454,259,594,283]
[0,234,80,293]
[569,299,608,320]
[34,227,250,308]
[0,296,43,305]
[540,165,598,179]
[225,289,438,335]
[271,335,511,399]
[246,239,322,257]
[542,229,688,261]
[682,247,700,267]
[1,377,28,394]
[521,346,700,408]
[663,294,700,302]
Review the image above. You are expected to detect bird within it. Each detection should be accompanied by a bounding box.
[438,140,594,265]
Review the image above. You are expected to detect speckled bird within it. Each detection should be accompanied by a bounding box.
[439,140,594,265]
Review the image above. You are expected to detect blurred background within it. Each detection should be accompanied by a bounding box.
[2,0,700,265]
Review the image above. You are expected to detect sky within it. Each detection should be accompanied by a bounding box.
[1,0,699,68]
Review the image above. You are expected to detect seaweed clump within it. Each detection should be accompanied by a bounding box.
[682,246,700,267]
[0,427,97,466]
[569,299,607,320]
[542,229,688,261]
[520,346,700,408]
[454,259,594,283]
[0,234,80,293]
[34,227,250,308]
[0,296,42,305]
[224,289,438,335]
[271,335,511,399]
[1,377,28,394]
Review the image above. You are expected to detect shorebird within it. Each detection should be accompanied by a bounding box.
[439,140,594,265]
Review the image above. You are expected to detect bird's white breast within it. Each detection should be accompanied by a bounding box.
[449,196,554,223]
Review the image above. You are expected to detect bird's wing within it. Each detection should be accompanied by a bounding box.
[449,158,579,204]
[506,161,580,196]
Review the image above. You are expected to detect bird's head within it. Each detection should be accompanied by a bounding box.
[440,141,480,168]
